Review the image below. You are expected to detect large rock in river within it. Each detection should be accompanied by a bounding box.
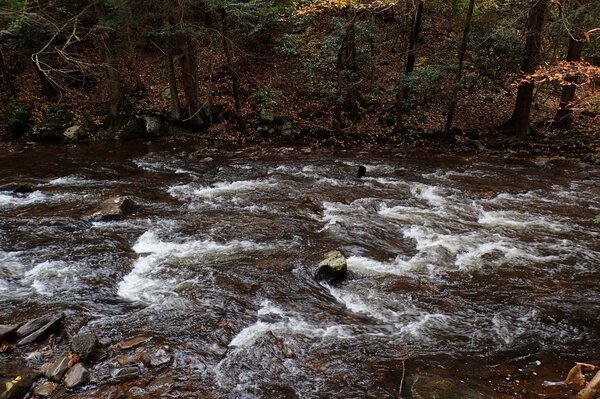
[314,250,348,285]
[87,196,137,222]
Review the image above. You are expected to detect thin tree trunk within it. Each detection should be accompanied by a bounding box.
[395,0,424,129]
[176,31,202,127]
[96,3,123,119]
[0,47,14,98]
[445,0,475,133]
[506,0,549,135]
[165,48,182,120]
[220,9,241,116]
[553,35,583,127]
[345,17,360,120]
[33,60,58,98]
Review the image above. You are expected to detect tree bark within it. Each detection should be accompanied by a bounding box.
[0,47,14,98]
[166,48,182,121]
[444,0,475,133]
[553,35,583,127]
[95,3,123,119]
[345,17,360,120]
[220,9,241,116]
[395,0,424,129]
[506,0,549,135]
[176,31,202,127]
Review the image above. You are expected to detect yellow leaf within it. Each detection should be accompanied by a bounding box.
[5,382,13,391]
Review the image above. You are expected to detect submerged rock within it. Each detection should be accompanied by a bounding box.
[410,374,491,399]
[315,250,348,285]
[357,165,367,178]
[118,336,152,350]
[110,366,140,383]
[0,361,38,399]
[63,363,90,388]
[0,183,35,195]
[87,196,137,222]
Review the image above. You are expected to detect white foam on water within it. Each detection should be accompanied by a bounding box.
[118,231,270,303]
[229,300,352,348]
[396,313,450,337]
[492,310,537,346]
[346,255,412,275]
[326,286,403,323]
[478,210,566,232]
[378,204,439,225]
[45,175,96,186]
[24,260,81,296]
[133,158,195,175]
[0,250,26,293]
[410,183,447,207]
[0,191,46,207]
[168,179,276,200]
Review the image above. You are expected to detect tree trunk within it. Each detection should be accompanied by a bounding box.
[0,47,14,98]
[165,48,182,120]
[395,0,424,129]
[444,0,475,133]
[506,0,549,135]
[96,3,123,119]
[176,31,202,127]
[220,9,241,116]
[553,35,583,127]
[345,18,360,120]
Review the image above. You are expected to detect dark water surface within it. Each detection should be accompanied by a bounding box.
[1,143,599,398]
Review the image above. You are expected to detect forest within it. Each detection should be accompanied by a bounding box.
[0,0,599,152]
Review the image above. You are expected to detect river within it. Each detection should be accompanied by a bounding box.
[1,142,599,398]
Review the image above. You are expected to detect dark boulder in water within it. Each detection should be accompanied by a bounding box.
[357,165,367,178]
[315,250,348,285]
[0,183,35,195]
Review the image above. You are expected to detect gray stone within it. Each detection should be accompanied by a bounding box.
[71,333,97,361]
[43,356,69,381]
[33,381,58,397]
[17,313,64,346]
[259,108,275,123]
[63,363,90,388]
[410,374,491,399]
[146,374,175,396]
[99,337,112,346]
[0,325,18,341]
[63,125,82,140]
[147,349,171,367]
[118,336,151,350]
[88,196,137,222]
[126,386,148,398]
[314,250,348,285]
[16,315,54,338]
[110,367,140,383]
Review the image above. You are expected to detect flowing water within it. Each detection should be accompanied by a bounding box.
[1,143,599,398]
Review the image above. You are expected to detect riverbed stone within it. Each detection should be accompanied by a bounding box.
[145,374,175,396]
[0,325,18,341]
[315,250,348,285]
[43,356,69,381]
[88,196,137,222]
[410,374,491,399]
[0,183,35,195]
[110,367,140,383]
[33,381,58,397]
[63,363,90,388]
[16,313,64,346]
[71,332,97,361]
[119,336,152,350]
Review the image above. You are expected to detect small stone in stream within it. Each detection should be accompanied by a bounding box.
[119,336,152,350]
[17,313,64,346]
[87,196,137,222]
[63,363,90,388]
[0,325,18,341]
[356,165,367,178]
[199,156,213,163]
[43,356,69,381]
[110,367,140,383]
[148,349,171,367]
[99,337,112,346]
[314,250,348,286]
[33,381,58,397]
[146,374,175,396]
[410,374,491,399]
[71,333,97,361]
[127,386,149,398]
